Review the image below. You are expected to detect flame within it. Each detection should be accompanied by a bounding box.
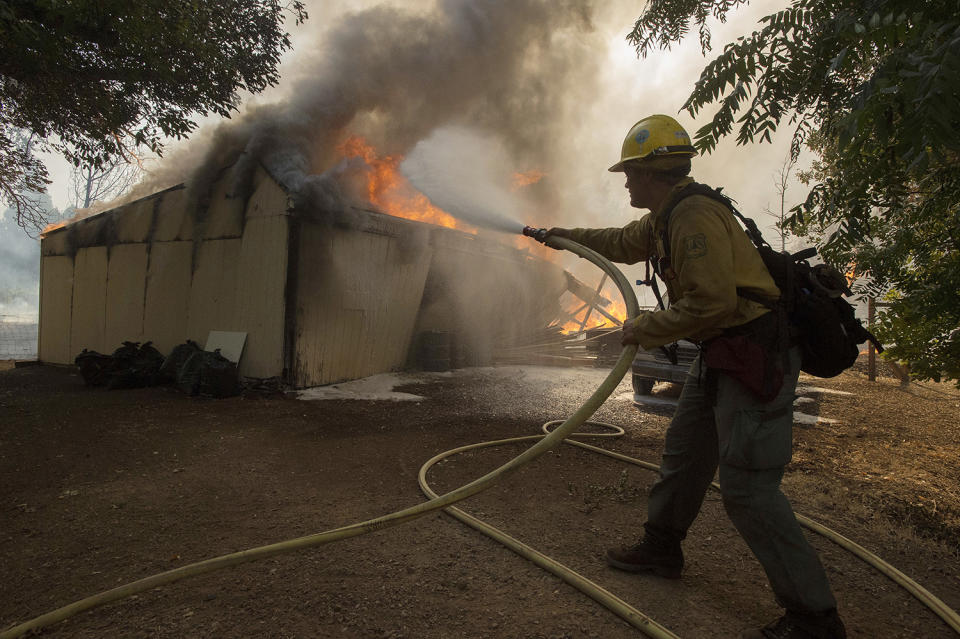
[555,285,628,334]
[512,169,545,190]
[336,136,475,232]
[845,262,857,287]
[40,221,68,237]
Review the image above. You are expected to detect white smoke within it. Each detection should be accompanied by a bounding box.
[400,127,528,234]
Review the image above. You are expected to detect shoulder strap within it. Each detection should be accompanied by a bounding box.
[659,182,771,258]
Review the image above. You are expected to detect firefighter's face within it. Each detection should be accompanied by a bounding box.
[623,165,653,209]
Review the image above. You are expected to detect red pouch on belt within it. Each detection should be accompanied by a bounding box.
[702,335,783,403]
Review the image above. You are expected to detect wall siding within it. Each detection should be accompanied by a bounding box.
[70,247,109,357]
[234,216,288,378]
[294,222,433,387]
[142,242,193,356]
[186,239,242,347]
[38,255,74,363]
[105,244,148,346]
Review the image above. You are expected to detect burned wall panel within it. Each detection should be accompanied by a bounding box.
[293,220,433,387]
[202,177,245,239]
[115,200,155,244]
[152,188,191,241]
[41,230,70,257]
[234,216,288,379]
[70,247,108,356]
[411,231,566,366]
[246,166,293,219]
[38,255,74,363]
[186,239,242,346]
[104,244,148,346]
[142,242,193,356]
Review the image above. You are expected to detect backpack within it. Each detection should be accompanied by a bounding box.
[656,182,883,378]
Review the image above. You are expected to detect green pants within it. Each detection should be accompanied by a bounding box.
[645,346,837,614]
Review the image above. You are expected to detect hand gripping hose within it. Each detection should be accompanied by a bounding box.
[0,236,646,639]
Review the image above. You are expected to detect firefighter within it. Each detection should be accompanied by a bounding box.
[544,115,846,639]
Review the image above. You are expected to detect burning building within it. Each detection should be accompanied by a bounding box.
[37,156,569,387]
[35,0,632,382]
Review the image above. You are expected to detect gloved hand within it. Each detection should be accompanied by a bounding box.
[522,226,571,245]
[621,316,642,346]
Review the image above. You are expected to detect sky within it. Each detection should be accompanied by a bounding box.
[2,0,804,317]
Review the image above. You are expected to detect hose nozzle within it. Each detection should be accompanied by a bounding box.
[522,226,550,243]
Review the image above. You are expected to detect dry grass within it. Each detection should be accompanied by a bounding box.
[787,367,960,551]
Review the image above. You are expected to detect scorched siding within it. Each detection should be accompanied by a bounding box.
[234,215,288,379]
[70,247,109,356]
[105,244,148,346]
[293,220,433,387]
[186,239,242,346]
[142,242,193,356]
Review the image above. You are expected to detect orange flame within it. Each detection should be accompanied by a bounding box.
[40,221,68,237]
[512,169,545,190]
[845,262,857,287]
[336,136,475,233]
[556,286,628,334]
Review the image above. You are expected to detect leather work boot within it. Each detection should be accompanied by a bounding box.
[604,538,683,578]
[740,610,846,639]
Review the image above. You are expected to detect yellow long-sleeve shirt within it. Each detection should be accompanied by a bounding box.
[567,178,779,350]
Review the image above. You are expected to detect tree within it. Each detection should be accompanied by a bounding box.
[0,0,307,233]
[0,128,49,234]
[629,0,960,385]
[71,157,144,210]
[763,153,797,253]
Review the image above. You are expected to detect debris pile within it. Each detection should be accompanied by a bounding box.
[74,340,239,398]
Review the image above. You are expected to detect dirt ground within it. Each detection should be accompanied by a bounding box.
[1,359,958,638]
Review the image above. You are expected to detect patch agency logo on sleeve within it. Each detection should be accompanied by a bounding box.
[683,233,708,259]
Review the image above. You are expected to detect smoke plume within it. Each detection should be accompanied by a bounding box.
[126,0,602,224]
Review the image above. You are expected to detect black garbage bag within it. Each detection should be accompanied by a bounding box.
[74,349,114,386]
[158,340,202,383]
[75,341,166,389]
[106,341,165,389]
[177,349,239,398]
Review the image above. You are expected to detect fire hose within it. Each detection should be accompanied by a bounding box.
[2,235,958,638]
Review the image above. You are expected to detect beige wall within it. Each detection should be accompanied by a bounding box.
[233,215,288,378]
[38,165,294,377]
[186,239,242,343]
[37,165,562,385]
[293,219,434,387]
[142,241,193,356]
[105,244,148,346]
[38,256,73,363]
[70,247,108,356]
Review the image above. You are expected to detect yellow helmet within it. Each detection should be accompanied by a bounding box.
[608,114,697,172]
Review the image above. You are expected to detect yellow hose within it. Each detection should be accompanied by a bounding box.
[419,422,960,636]
[550,423,960,635]
[417,428,680,639]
